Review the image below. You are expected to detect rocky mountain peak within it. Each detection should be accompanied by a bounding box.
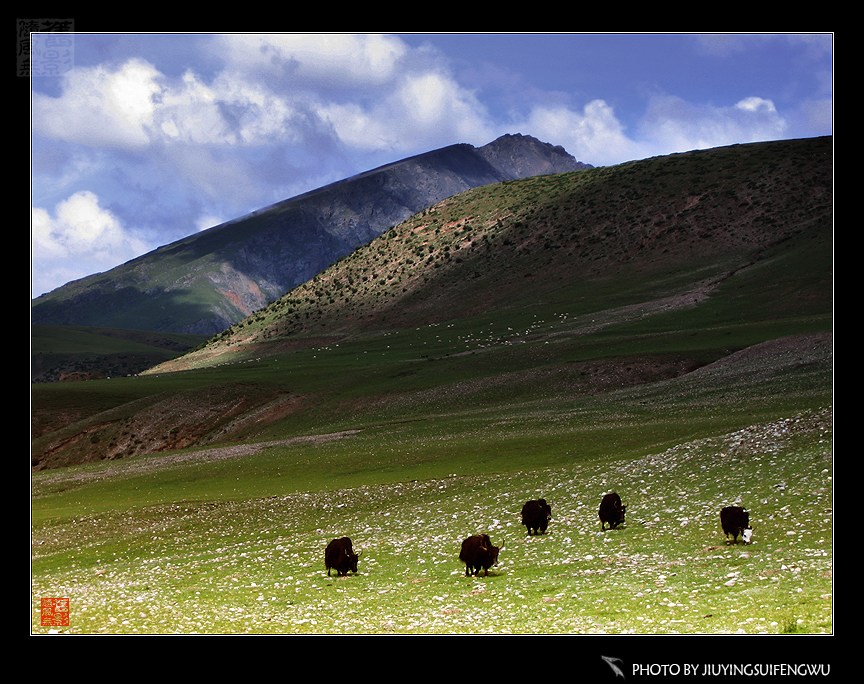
[477,132,592,179]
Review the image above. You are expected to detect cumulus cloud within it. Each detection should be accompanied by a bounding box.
[32,58,163,148]
[31,57,295,149]
[515,92,790,167]
[154,70,235,145]
[32,34,491,160]
[31,191,152,297]
[207,34,494,154]
[519,100,645,166]
[636,94,787,155]
[324,71,493,152]
[212,33,408,88]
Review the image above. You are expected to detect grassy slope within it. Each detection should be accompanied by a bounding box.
[156,136,831,373]
[31,388,832,635]
[31,326,206,383]
[31,138,832,635]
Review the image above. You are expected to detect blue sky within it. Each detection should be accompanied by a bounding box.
[30,32,833,299]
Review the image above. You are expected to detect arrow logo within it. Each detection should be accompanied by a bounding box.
[601,656,626,679]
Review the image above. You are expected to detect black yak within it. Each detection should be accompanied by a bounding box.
[720,506,753,544]
[459,534,502,576]
[599,492,627,530]
[521,498,552,535]
[325,537,361,576]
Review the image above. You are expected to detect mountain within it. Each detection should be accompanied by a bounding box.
[152,135,833,374]
[31,136,832,470]
[31,134,590,337]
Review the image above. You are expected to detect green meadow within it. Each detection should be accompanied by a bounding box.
[31,297,832,635]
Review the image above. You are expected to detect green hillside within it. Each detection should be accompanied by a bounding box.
[31,326,206,383]
[154,136,831,373]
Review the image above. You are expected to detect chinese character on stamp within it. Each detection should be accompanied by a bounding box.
[41,597,70,627]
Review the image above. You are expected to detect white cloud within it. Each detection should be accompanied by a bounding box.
[31,207,66,259]
[735,96,778,114]
[638,94,787,154]
[204,35,494,156]
[213,34,408,88]
[32,58,163,149]
[517,93,790,167]
[209,72,300,144]
[519,100,648,166]
[32,36,478,155]
[152,69,308,146]
[206,34,494,154]
[154,70,235,145]
[31,191,152,297]
[31,57,293,149]
[325,71,493,152]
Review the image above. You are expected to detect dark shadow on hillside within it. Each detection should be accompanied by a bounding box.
[32,285,228,335]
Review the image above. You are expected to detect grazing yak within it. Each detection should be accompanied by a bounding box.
[599,492,627,530]
[325,537,362,576]
[521,498,552,535]
[459,534,502,577]
[720,506,753,544]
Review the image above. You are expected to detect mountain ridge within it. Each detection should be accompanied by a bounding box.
[31,134,590,336]
[150,136,832,375]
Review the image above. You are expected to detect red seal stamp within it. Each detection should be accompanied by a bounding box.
[41,597,70,627]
